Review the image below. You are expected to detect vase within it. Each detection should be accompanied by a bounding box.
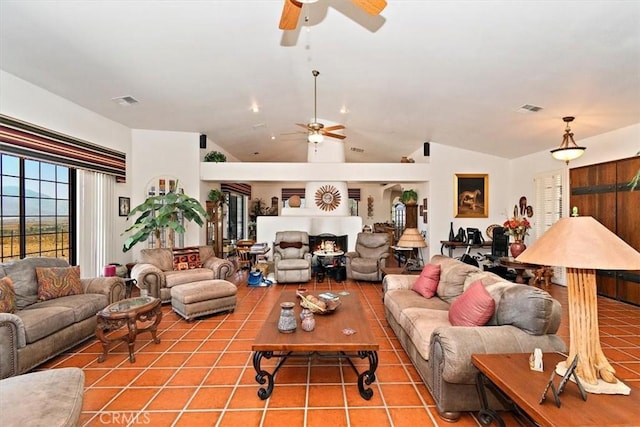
[510,240,526,258]
[277,302,297,333]
[448,222,455,241]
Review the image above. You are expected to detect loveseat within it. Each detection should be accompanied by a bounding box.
[0,257,125,379]
[131,246,235,303]
[383,254,566,421]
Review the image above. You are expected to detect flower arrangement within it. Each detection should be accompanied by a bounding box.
[503,216,531,241]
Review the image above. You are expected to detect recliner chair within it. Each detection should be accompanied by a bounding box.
[345,232,390,281]
[273,231,312,283]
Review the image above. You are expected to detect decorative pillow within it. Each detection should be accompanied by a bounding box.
[172,246,202,270]
[448,280,495,326]
[36,266,83,301]
[0,276,16,313]
[279,241,303,249]
[411,263,441,299]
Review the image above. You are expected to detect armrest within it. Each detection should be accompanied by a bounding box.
[430,325,567,384]
[131,263,164,299]
[345,251,359,259]
[273,253,282,263]
[0,313,26,379]
[382,274,417,292]
[303,253,312,263]
[202,256,235,280]
[82,277,125,304]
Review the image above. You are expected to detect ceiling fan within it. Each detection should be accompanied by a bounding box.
[296,69,346,144]
[279,0,387,30]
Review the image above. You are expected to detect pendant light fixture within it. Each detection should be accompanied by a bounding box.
[308,70,324,145]
[550,116,586,164]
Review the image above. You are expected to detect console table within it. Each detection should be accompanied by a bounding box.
[440,240,492,257]
[472,352,640,426]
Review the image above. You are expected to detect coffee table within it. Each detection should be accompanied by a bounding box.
[252,290,379,400]
[95,296,162,363]
[472,352,640,426]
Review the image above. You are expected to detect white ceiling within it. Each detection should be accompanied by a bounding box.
[1,0,639,163]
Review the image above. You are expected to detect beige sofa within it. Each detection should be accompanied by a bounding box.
[383,254,567,422]
[0,257,125,379]
[131,246,235,303]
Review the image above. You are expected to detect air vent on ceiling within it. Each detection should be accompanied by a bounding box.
[350,147,365,153]
[111,95,139,106]
[517,104,543,113]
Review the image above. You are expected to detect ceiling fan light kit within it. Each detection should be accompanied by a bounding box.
[278,0,387,30]
[550,116,586,164]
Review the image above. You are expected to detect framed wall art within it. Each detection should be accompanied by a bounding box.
[118,197,130,217]
[454,173,488,218]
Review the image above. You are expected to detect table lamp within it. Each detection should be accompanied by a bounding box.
[397,228,427,271]
[516,215,640,394]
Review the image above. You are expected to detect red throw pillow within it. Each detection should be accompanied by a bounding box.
[448,280,495,326]
[172,247,202,270]
[411,263,441,298]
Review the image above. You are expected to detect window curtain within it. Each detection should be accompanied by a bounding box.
[0,114,126,182]
[77,170,116,277]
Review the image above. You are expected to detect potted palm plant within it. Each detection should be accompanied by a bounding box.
[122,187,209,252]
[203,151,227,163]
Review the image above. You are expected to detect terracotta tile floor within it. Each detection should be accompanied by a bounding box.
[39,272,640,426]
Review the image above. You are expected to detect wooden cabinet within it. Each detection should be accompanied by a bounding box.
[570,156,640,305]
[206,201,223,257]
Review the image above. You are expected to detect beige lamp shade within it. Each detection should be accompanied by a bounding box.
[397,228,427,248]
[516,216,640,270]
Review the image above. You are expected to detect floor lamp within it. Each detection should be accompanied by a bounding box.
[516,216,640,394]
[397,228,427,272]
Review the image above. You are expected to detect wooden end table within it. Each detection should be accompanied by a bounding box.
[96,296,162,363]
[498,257,539,284]
[252,290,379,400]
[472,352,640,426]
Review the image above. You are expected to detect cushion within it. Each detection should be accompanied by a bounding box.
[3,257,70,309]
[279,241,303,249]
[411,263,441,298]
[0,276,16,313]
[448,280,495,326]
[173,246,202,270]
[35,266,83,301]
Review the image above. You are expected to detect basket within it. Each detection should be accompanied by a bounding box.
[296,290,341,314]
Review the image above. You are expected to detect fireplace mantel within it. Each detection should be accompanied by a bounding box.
[256,216,363,259]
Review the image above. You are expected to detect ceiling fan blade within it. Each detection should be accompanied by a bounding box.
[279,0,303,30]
[322,131,346,140]
[295,123,309,130]
[323,124,345,132]
[350,0,387,15]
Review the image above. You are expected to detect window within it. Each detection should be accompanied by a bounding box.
[534,169,564,284]
[226,192,248,241]
[1,154,75,262]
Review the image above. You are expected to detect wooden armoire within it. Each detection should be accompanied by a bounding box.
[570,156,640,305]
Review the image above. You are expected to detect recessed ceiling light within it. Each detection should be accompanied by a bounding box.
[250,104,259,113]
[340,106,349,114]
[517,104,543,113]
[111,95,139,106]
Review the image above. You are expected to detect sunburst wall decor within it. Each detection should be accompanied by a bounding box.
[315,185,341,211]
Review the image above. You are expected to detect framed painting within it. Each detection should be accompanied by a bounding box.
[119,197,130,217]
[454,174,488,218]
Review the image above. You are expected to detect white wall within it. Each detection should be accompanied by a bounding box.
[428,142,510,260]
[130,129,204,260]
[0,71,133,267]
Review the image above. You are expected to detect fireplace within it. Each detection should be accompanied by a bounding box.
[309,234,348,254]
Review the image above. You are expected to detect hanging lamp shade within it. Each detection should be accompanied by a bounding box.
[550,116,586,164]
[397,228,427,248]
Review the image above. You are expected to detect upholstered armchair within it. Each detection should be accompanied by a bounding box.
[273,231,312,283]
[345,232,390,281]
[131,246,235,303]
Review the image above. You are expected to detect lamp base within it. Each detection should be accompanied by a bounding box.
[555,361,630,395]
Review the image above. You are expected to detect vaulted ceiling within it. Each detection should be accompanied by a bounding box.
[1,1,639,163]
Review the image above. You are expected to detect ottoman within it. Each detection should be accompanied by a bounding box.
[171,279,237,321]
[0,367,84,427]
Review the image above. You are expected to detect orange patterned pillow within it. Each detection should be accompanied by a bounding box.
[172,247,202,271]
[36,266,83,301]
[0,276,16,313]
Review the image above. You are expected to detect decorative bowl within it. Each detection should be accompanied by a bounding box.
[296,290,341,314]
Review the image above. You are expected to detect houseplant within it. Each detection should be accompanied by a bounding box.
[401,189,418,205]
[204,151,227,163]
[207,188,226,205]
[122,186,209,252]
[502,216,531,257]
